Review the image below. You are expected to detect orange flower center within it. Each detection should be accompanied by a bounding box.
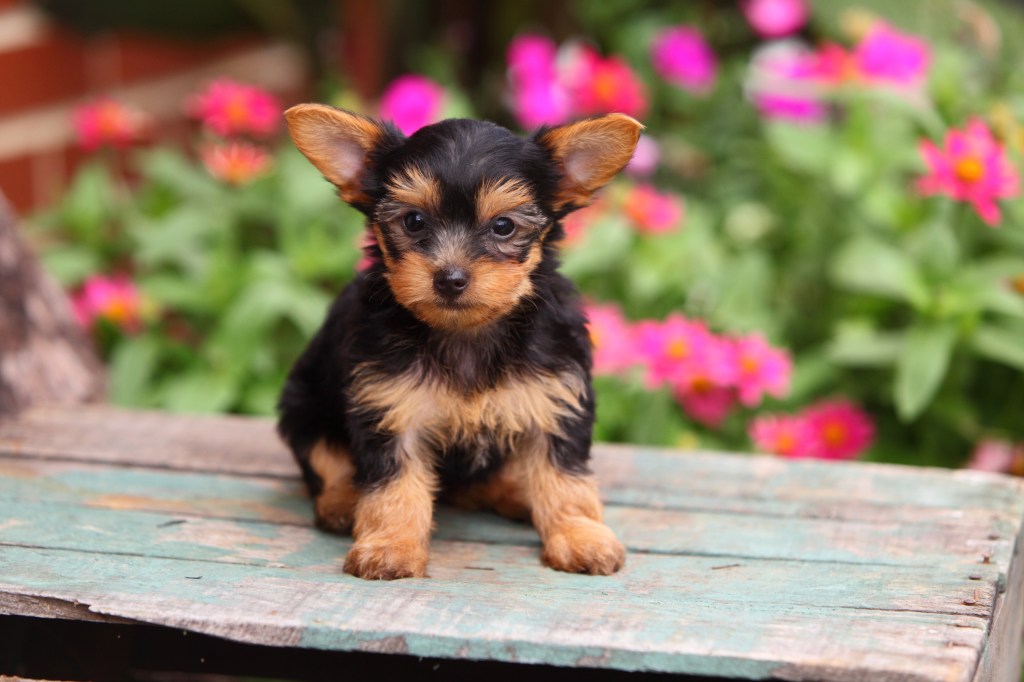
[774,431,796,455]
[226,95,251,126]
[101,296,134,324]
[1010,274,1024,296]
[954,157,985,183]
[690,376,712,394]
[741,356,759,375]
[822,422,847,447]
[589,327,603,349]
[593,72,617,103]
[667,338,688,359]
[97,104,127,137]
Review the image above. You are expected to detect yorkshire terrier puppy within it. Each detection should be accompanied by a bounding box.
[277,103,641,580]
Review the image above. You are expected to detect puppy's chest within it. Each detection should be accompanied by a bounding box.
[350,364,585,446]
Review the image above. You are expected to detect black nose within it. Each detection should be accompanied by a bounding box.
[433,267,470,299]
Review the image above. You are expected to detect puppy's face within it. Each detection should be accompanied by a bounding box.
[286,106,641,331]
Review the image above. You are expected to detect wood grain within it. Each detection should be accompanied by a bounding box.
[0,405,1021,682]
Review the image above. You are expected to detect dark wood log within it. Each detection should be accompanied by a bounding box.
[0,193,104,418]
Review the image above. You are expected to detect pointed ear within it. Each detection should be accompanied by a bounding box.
[284,104,403,208]
[536,113,643,211]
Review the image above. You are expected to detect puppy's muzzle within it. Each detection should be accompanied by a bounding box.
[433,267,470,301]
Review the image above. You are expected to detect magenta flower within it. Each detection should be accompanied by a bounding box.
[72,275,148,334]
[585,303,639,376]
[749,414,815,458]
[569,46,648,119]
[200,142,273,186]
[506,35,571,127]
[854,22,930,86]
[746,42,828,124]
[624,185,684,234]
[650,26,717,94]
[72,98,147,151]
[734,333,792,407]
[917,118,1021,226]
[378,75,445,136]
[742,0,809,39]
[802,400,874,460]
[187,79,280,138]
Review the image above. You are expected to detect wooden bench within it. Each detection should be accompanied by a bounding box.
[0,404,1022,681]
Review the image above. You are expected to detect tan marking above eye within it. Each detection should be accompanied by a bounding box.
[476,178,536,223]
[383,166,442,217]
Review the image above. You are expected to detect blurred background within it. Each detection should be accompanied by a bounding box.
[2,0,1024,473]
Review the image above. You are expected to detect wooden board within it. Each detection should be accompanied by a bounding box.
[0,405,1022,681]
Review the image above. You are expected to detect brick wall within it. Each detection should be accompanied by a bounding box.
[0,0,309,213]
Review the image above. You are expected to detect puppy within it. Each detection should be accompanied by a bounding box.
[277,104,641,580]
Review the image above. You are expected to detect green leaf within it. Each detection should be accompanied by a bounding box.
[108,335,161,406]
[828,322,904,367]
[973,324,1024,371]
[831,236,929,307]
[764,121,834,174]
[894,321,957,421]
[58,161,117,244]
[158,371,237,413]
[39,246,101,287]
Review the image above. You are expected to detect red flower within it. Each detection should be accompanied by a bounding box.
[568,46,647,119]
[72,275,149,333]
[72,98,147,151]
[187,79,280,138]
[917,118,1020,226]
[623,185,684,234]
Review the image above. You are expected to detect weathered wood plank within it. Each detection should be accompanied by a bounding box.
[2,406,1023,524]
[0,544,988,681]
[0,501,1003,617]
[0,461,1014,570]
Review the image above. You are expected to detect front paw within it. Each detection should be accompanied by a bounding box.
[344,539,429,580]
[542,518,626,575]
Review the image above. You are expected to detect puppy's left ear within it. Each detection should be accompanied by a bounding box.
[535,113,643,212]
[285,104,404,212]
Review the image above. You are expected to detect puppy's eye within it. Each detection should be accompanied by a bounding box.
[491,217,515,238]
[403,212,427,233]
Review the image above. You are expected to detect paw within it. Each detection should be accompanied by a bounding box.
[542,518,626,575]
[344,539,429,580]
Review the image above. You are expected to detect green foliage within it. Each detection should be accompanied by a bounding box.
[32,0,1024,471]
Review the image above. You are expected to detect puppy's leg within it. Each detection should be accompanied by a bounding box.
[521,432,625,575]
[344,438,438,580]
[308,441,360,533]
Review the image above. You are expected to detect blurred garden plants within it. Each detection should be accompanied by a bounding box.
[31,0,1024,471]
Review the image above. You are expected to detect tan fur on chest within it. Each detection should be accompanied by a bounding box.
[351,365,586,448]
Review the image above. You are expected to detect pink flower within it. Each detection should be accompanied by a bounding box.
[187,79,280,138]
[854,22,930,86]
[72,275,148,333]
[750,414,815,458]
[200,142,273,185]
[733,333,792,406]
[569,46,648,119]
[624,185,684,234]
[506,34,572,129]
[72,98,147,151]
[967,440,1024,475]
[676,382,737,428]
[585,303,638,376]
[742,0,809,39]
[802,400,874,460]
[917,118,1021,226]
[626,135,661,177]
[638,316,735,390]
[746,42,828,124]
[650,26,717,94]
[379,75,445,136]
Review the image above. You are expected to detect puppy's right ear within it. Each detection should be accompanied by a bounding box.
[284,104,403,210]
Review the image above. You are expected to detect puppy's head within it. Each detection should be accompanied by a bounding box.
[285,105,641,331]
